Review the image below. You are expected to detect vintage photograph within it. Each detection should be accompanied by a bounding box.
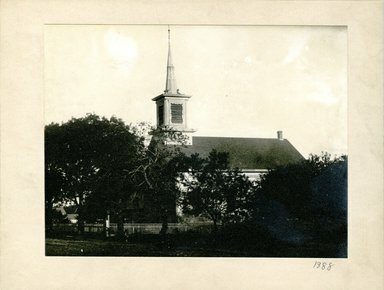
[44,25,347,257]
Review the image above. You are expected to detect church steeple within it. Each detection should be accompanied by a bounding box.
[152,26,196,140]
[165,27,177,94]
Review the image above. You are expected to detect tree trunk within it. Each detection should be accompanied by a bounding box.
[77,216,85,234]
[77,206,85,234]
[103,217,107,238]
[159,208,169,245]
[212,219,218,247]
[117,215,125,239]
[159,209,168,236]
[159,209,169,249]
[213,219,218,234]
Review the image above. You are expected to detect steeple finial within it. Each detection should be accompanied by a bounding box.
[168,25,170,44]
[165,26,177,94]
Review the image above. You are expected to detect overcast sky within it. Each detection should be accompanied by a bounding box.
[45,25,347,157]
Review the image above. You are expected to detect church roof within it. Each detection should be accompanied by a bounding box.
[151,28,303,170]
[180,136,304,170]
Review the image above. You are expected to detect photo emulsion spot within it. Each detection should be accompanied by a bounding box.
[44,25,347,257]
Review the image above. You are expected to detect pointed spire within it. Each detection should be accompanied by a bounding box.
[164,26,177,94]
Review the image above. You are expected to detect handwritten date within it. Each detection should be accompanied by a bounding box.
[313,261,334,271]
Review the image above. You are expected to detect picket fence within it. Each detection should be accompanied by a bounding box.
[52,222,213,235]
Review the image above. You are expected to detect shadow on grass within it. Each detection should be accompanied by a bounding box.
[46,223,347,257]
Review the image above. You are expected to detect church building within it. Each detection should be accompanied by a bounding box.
[128,27,304,224]
[152,27,304,181]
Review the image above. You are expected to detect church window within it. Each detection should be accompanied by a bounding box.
[158,105,164,125]
[171,103,183,123]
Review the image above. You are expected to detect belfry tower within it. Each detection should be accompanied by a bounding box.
[152,27,195,143]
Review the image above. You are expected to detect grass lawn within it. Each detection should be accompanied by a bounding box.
[46,224,346,257]
[45,238,249,257]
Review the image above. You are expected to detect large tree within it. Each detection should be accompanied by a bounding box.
[252,152,347,253]
[45,114,142,234]
[128,125,189,236]
[181,150,255,233]
[253,152,347,220]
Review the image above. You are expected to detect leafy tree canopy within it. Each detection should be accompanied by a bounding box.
[45,114,142,231]
[252,152,347,243]
[181,150,256,231]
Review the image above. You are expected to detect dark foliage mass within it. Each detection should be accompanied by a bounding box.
[180,150,255,232]
[252,153,347,256]
[45,114,142,234]
[45,114,186,237]
[45,114,347,257]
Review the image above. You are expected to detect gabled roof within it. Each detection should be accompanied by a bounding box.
[181,136,304,169]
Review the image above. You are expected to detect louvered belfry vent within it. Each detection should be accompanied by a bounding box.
[158,105,164,125]
[151,26,195,140]
[171,103,183,123]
